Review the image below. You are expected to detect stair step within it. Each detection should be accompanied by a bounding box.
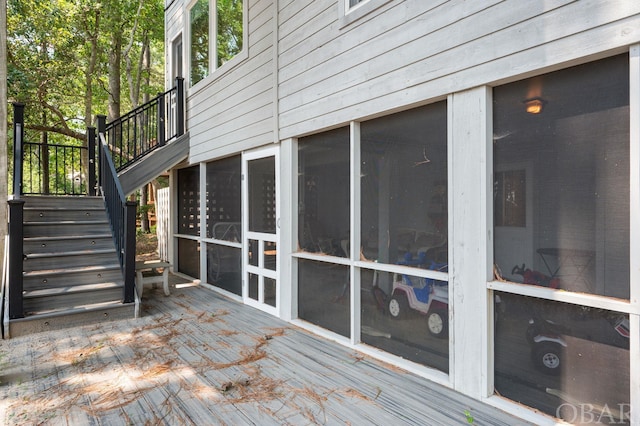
[7,302,136,338]
[22,195,105,209]
[24,234,114,254]
[23,249,120,272]
[24,221,111,237]
[23,264,123,290]
[24,285,124,315]
[24,207,107,222]
[24,282,123,299]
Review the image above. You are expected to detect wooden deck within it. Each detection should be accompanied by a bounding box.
[0,275,532,425]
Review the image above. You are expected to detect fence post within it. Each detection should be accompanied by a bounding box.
[157,92,166,147]
[87,126,96,196]
[12,103,25,197]
[8,198,25,319]
[97,115,106,192]
[175,77,185,137]
[123,200,137,303]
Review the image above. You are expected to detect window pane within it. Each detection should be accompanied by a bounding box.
[178,238,200,278]
[177,166,200,236]
[190,0,209,86]
[493,55,629,299]
[248,156,276,233]
[361,103,448,267]
[360,269,449,373]
[298,259,350,338]
[207,243,241,295]
[298,127,350,257]
[206,156,241,241]
[216,0,243,67]
[494,292,630,423]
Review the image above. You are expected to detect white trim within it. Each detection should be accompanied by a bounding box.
[488,280,640,315]
[185,0,249,91]
[242,146,280,317]
[199,162,207,282]
[629,43,640,426]
[338,0,393,28]
[350,121,361,345]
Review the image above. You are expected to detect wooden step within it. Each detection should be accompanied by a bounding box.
[23,264,124,290]
[23,221,111,238]
[23,207,108,222]
[23,249,120,272]
[23,282,124,314]
[22,195,105,209]
[24,234,114,255]
[6,301,136,338]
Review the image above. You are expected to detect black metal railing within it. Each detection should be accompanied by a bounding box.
[11,103,97,197]
[98,116,136,304]
[22,142,88,195]
[104,77,185,171]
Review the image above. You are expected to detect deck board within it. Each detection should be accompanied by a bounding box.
[0,276,533,425]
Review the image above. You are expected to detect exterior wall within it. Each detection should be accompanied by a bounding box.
[278,0,640,138]
[166,1,640,424]
[166,0,276,164]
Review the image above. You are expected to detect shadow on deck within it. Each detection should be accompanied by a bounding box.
[0,275,531,425]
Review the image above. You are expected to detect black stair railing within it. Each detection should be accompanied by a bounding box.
[97,116,136,304]
[8,103,25,319]
[11,103,97,197]
[104,77,185,171]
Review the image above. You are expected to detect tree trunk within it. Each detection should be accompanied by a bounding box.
[108,27,122,121]
[83,9,100,185]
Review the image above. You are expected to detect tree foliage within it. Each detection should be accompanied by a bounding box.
[7,0,165,143]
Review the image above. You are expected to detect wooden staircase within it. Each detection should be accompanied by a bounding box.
[4,195,137,338]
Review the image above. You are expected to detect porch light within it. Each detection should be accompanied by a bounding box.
[523,97,546,114]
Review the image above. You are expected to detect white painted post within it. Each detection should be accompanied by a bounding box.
[449,86,493,399]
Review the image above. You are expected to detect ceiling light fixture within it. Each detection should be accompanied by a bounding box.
[523,97,546,114]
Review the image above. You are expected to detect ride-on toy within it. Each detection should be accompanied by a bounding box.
[388,251,449,338]
[526,305,629,375]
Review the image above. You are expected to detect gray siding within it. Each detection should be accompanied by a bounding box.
[278,0,640,139]
[165,0,276,164]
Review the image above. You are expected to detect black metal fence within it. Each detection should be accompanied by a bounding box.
[105,77,185,171]
[22,141,88,195]
[11,103,96,197]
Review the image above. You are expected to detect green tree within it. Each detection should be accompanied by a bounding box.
[7,0,165,139]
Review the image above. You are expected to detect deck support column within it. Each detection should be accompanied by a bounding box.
[8,198,25,319]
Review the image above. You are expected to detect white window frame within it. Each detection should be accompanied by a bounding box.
[338,0,394,28]
[186,0,249,90]
[481,49,640,425]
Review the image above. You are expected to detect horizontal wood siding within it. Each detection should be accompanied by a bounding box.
[278,0,640,139]
[186,0,275,163]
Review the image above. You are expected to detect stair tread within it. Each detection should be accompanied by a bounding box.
[21,300,129,317]
[25,220,109,225]
[25,248,117,259]
[24,206,105,210]
[24,282,124,298]
[23,264,122,277]
[25,234,113,241]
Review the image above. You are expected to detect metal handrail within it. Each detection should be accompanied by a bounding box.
[97,118,136,304]
[104,77,185,171]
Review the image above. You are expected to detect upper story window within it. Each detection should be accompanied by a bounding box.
[188,0,244,87]
[340,0,392,27]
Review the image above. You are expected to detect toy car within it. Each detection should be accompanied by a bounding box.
[526,305,629,375]
[388,252,449,338]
